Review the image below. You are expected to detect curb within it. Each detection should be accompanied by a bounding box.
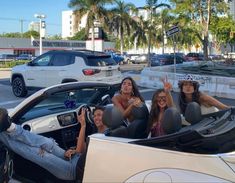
[0,68,11,71]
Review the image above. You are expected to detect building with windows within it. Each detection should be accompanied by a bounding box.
[0,37,115,56]
[29,22,40,32]
[229,0,235,20]
[62,10,87,38]
[0,37,86,56]
[61,9,153,39]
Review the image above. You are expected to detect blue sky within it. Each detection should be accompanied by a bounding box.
[0,0,147,36]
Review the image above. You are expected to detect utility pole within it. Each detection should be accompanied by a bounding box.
[34,14,46,55]
[20,19,24,37]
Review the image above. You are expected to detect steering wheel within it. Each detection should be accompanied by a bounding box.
[76,104,94,125]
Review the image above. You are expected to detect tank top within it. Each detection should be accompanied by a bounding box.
[150,122,165,137]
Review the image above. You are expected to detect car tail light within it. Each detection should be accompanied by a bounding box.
[82,69,101,75]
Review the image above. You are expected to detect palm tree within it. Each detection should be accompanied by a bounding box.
[157,8,172,54]
[68,0,113,51]
[139,0,170,66]
[108,0,136,54]
[131,16,148,51]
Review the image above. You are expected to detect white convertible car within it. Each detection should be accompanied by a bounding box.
[1,82,235,183]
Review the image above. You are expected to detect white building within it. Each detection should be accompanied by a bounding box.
[62,10,87,39]
[29,22,40,32]
[229,0,235,20]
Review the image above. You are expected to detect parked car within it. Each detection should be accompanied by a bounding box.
[184,52,204,61]
[171,52,185,59]
[105,51,124,64]
[122,52,131,64]
[4,81,235,182]
[208,54,224,60]
[151,54,184,66]
[15,54,33,60]
[132,53,155,64]
[0,54,17,61]
[112,52,125,64]
[129,54,140,63]
[11,50,122,97]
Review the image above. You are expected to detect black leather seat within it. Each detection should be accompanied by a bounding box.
[103,104,149,139]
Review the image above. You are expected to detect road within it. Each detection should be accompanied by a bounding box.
[0,67,234,109]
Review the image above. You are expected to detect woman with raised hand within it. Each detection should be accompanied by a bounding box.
[0,106,107,181]
[147,76,177,137]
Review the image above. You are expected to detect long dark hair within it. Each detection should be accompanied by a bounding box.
[147,89,167,133]
[178,81,200,115]
[120,77,144,102]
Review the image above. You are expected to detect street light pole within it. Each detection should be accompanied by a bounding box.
[34,14,46,55]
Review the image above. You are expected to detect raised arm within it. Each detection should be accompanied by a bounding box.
[75,108,87,153]
[200,93,229,110]
[162,76,174,108]
[64,108,87,159]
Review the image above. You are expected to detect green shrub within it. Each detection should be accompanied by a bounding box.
[0,60,29,68]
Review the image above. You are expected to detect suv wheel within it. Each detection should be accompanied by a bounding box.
[12,77,27,97]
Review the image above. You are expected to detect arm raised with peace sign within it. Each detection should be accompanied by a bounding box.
[160,76,174,107]
[161,75,172,93]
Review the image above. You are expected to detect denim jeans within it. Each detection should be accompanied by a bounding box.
[0,125,80,180]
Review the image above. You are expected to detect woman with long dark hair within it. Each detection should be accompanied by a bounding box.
[147,77,175,137]
[112,76,145,123]
[112,77,149,138]
[178,74,229,115]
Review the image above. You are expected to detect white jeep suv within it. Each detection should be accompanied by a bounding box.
[11,50,122,97]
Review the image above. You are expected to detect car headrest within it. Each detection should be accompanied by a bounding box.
[102,105,124,129]
[185,102,203,125]
[108,126,128,138]
[131,104,149,120]
[162,107,182,134]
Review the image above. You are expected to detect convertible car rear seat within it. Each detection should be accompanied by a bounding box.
[102,104,149,139]
[132,104,235,154]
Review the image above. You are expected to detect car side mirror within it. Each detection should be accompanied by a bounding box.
[27,61,34,66]
[100,94,112,105]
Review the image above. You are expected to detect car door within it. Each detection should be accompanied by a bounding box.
[45,53,75,87]
[25,52,53,88]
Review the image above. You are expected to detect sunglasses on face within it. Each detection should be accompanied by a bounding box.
[156,96,166,102]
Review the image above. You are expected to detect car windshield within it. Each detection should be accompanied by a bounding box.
[19,88,103,123]
[86,56,117,66]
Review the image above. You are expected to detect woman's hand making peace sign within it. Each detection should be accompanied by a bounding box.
[161,76,172,92]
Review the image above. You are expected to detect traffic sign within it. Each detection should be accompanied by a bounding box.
[166,26,180,37]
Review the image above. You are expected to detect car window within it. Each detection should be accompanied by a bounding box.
[33,53,53,66]
[85,56,117,66]
[50,53,74,66]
